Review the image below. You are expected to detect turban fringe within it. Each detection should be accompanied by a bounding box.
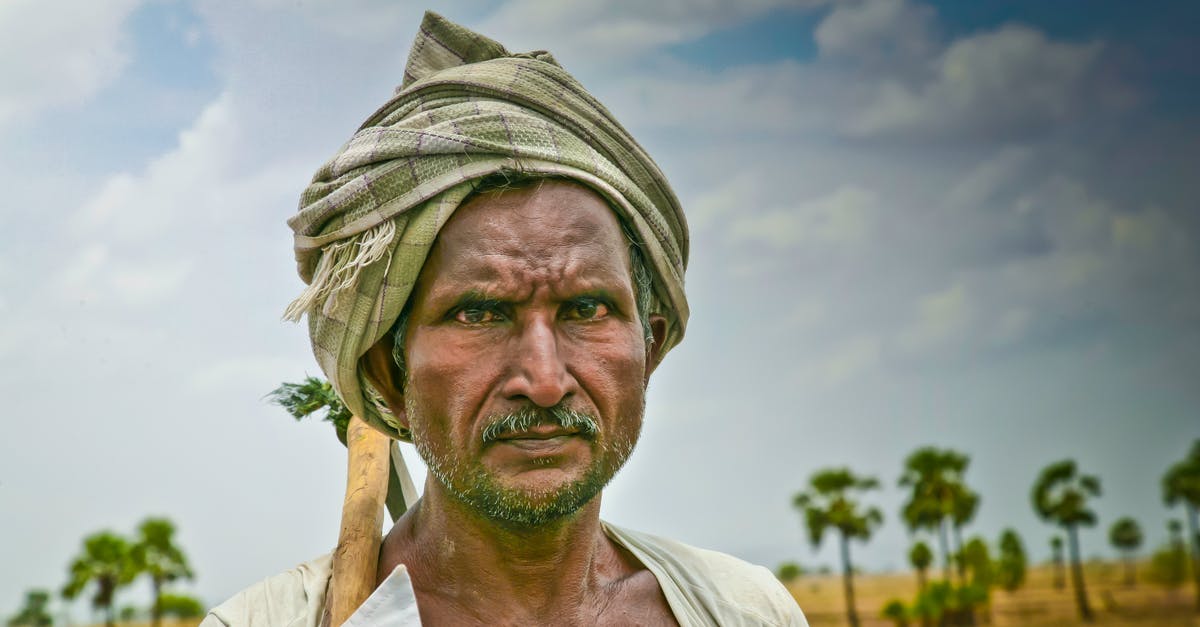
[286,11,690,441]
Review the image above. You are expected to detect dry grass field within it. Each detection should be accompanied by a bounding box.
[77,563,1194,627]
[787,563,1198,627]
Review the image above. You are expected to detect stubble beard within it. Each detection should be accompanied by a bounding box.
[408,398,641,527]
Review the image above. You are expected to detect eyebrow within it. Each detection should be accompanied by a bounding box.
[445,289,502,312]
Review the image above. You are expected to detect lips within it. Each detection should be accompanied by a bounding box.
[497,435,581,453]
[488,423,589,454]
[494,423,582,442]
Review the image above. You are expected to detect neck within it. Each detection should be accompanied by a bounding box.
[378,478,624,623]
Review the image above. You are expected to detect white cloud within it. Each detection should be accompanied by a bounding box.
[245,0,443,41]
[478,0,820,65]
[942,146,1034,212]
[587,5,1128,146]
[52,244,110,303]
[1010,178,1196,308]
[76,94,238,240]
[990,307,1031,345]
[687,172,763,229]
[54,250,188,307]
[73,91,307,247]
[849,25,1112,137]
[0,0,143,131]
[893,171,1199,359]
[1111,205,1180,254]
[605,60,845,136]
[784,299,828,332]
[188,355,307,393]
[47,243,188,308]
[896,281,973,353]
[109,261,193,307]
[814,0,936,65]
[730,185,878,248]
[813,334,882,385]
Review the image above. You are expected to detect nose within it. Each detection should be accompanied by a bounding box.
[501,314,574,407]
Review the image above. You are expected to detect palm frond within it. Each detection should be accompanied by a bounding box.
[267,376,351,444]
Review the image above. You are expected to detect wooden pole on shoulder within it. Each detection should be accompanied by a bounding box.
[329,415,390,626]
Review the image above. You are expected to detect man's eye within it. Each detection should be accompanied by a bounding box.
[565,299,609,321]
[455,308,501,324]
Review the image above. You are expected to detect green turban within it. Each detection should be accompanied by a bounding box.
[285,11,690,441]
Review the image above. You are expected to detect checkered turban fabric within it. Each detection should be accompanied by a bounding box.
[285,11,690,441]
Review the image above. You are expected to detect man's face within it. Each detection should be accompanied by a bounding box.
[399,180,655,526]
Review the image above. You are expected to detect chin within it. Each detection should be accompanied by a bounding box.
[449,464,614,527]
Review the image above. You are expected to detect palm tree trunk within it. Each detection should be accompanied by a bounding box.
[1123,553,1135,587]
[100,578,116,627]
[1187,504,1200,613]
[955,522,977,626]
[840,530,860,627]
[938,519,953,583]
[1066,524,1093,622]
[953,522,966,580]
[916,567,930,627]
[152,576,163,627]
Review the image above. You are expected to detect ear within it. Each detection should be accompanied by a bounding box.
[361,333,409,431]
[643,314,669,383]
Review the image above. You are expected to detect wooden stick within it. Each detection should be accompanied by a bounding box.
[328,415,390,626]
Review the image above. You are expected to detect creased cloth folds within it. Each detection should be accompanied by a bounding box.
[285,11,690,441]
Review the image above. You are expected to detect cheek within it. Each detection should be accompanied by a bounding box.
[607,325,649,377]
[573,329,648,410]
[408,328,487,377]
[405,331,497,430]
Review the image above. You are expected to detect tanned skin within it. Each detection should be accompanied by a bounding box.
[361,180,678,626]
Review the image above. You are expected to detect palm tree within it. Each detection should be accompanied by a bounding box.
[268,376,352,444]
[995,529,1026,593]
[903,494,949,581]
[156,593,206,619]
[899,447,973,583]
[1162,439,1200,612]
[881,599,909,627]
[951,488,980,580]
[1032,459,1100,622]
[1108,517,1143,587]
[962,537,993,588]
[131,518,194,627]
[962,536,994,623]
[7,589,53,626]
[1170,519,1185,547]
[1049,536,1066,589]
[776,561,804,583]
[794,468,884,627]
[909,541,933,594]
[62,531,135,627]
[1150,520,1188,591]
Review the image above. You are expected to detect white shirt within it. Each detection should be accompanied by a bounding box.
[203,522,808,627]
[342,565,421,627]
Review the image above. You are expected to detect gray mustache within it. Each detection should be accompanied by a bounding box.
[481,406,600,443]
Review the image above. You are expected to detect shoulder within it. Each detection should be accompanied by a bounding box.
[202,553,333,627]
[605,523,808,627]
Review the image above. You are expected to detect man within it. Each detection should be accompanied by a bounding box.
[204,11,807,627]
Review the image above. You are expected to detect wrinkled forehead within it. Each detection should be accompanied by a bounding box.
[416,179,632,293]
[443,179,625,250]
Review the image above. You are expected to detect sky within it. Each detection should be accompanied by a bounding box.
[2,0,1198,619]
